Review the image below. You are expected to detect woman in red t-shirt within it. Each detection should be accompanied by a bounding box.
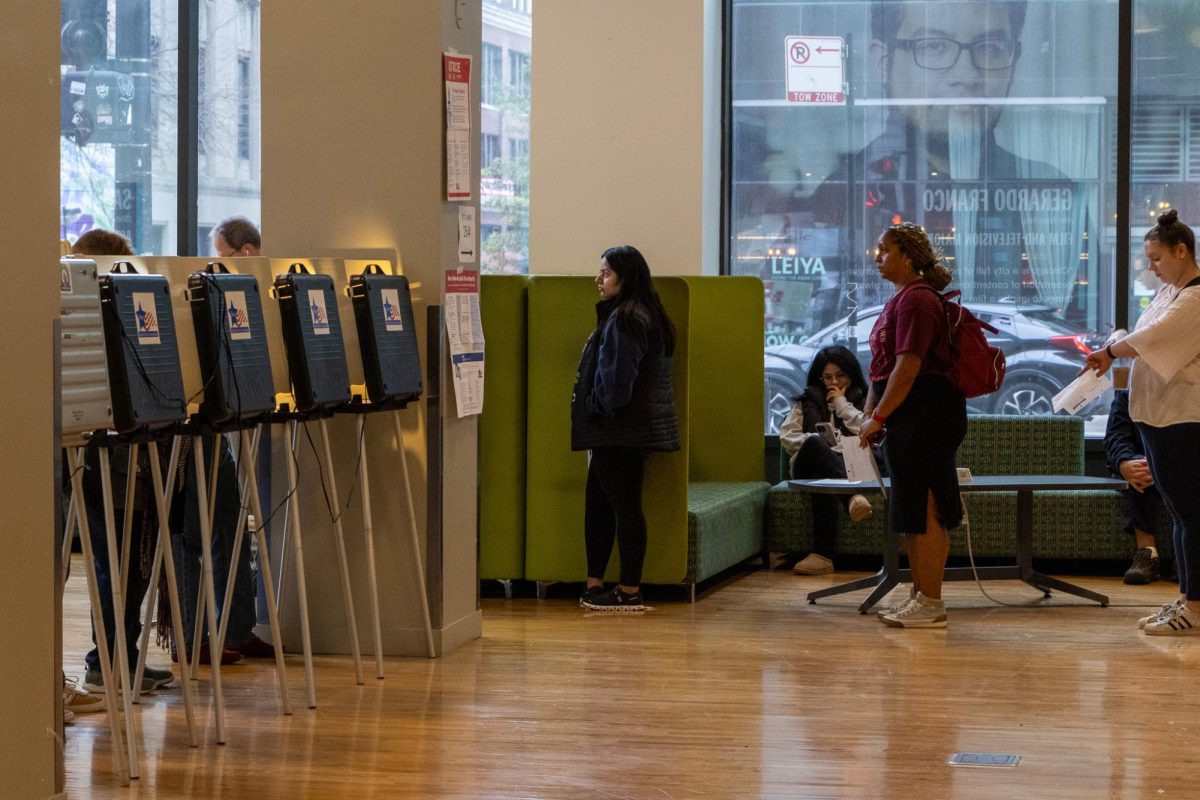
[857,222,967,629]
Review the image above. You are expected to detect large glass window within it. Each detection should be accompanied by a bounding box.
[730,0,1118,433]
[61,0,176,254]
[60,0,260,256]
[481,0,532,274]
[197,0,261,251]
[1130,1,1200,327]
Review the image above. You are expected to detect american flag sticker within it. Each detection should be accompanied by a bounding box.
[308,290,331,335]
[132,292,161,345]
[226,291,252,341]
[381,288,404,332]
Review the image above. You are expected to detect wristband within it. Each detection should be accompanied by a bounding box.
[1105,343,1115,359]
[871,412,887,424]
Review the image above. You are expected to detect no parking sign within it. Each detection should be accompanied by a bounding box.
[784,36,845,104]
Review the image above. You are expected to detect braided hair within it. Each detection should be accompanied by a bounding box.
[1144,209,1196,260]
[884,222,953,291]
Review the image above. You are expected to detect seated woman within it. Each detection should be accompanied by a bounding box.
[779,345,873,575]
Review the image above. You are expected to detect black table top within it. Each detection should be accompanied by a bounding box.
[788,475,1127,494]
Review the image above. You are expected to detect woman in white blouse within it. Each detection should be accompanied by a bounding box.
[1085,209,1200,635]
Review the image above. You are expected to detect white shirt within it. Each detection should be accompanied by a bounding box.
[1124,282,1200,427]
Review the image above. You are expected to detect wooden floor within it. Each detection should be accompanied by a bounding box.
[62,558,1200,799]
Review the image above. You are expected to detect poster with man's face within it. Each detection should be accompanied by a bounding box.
[732,0,1117,342]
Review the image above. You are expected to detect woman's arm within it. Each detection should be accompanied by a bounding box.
[778,403,807,457]
[830,394,865,434]
[585,322,645,418]
[858,353,922,447]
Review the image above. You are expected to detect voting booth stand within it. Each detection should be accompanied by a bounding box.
[58,258,200,785]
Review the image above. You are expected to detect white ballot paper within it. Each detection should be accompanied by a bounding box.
[1052,369,1112,415]
[842,438,878,485]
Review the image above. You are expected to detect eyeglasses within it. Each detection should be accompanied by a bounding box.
[892,37,1019,71]
[822,371,849,384]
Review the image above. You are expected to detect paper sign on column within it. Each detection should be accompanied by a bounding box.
[458,205,476,263]
[443,52,472,201]
[444,270,484,417]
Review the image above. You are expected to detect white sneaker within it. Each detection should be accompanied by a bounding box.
[1144,603,1200,636]
[882,591,947,628]
[877,585,916,620]
[1138,599,1183,630]
[848,494,873,523]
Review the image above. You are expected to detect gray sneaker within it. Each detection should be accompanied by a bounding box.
[1138,599,1183,630]
[882,591,947,628]
[84,668,159,695]
[876,585,916,620]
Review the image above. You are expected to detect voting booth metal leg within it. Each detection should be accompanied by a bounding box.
[189,439,224,682]
[61,492,79,589]
[67,447,130,786]
[234,425,292,715]
[356,414,386,679]
[392,410,436,658]
[133,438,199,745]
[318,417,365,684]
[97,447,141,779]
[191,435,227,744]
[283,419,318,708]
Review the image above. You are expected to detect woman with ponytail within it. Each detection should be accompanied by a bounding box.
[857,222,966,628]
[1084,209,1200,636]
[571,245,680,611]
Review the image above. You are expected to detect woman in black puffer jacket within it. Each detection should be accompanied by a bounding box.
[571,245,679,611]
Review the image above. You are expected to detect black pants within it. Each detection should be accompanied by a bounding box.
[83,502,153,673]
[1137,421,1200,600]
[584,447,647,587]
[789,436,849,558]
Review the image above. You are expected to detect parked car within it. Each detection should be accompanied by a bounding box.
[763,301,1106,434]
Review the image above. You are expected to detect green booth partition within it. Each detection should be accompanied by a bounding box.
[524,276,691,584]
[478,276,529,580]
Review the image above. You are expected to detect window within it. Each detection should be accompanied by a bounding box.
[1130,1,1200,328]
[482,2,532,275]
[237,56,251,161]
[509,51,530,99]
[60,0,259,256]
[730,0,1118,433]
[482,133,501,169]
[482,43,503,106]
[60,0,177,254]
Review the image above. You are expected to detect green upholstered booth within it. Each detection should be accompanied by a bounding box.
[478,276,529,580]
[682,277,770,587]
[766,414,1172,564]
[479,274,770,595]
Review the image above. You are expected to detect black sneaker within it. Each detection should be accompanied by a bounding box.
[580,585,607,607]
[1124,548,1161,585]
[582,587,646,612]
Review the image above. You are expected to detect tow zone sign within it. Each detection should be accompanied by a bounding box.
[785,36,845,104]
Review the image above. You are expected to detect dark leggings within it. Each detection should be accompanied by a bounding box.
[585,447,648,587]
[789,436,849,558]
[1136,421,1200,599]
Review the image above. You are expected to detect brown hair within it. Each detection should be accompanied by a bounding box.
[1144,209,1196,259]
[72,228,134,257]
[214,216,261,251]
[884,222,952,291]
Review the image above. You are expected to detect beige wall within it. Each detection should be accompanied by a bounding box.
[530,0,723,276]
[261,0,481,656]
[0,4,64,799]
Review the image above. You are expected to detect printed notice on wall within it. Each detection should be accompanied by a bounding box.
[444,52,472,201]
[458,205,477,263]
[444,270,485,416]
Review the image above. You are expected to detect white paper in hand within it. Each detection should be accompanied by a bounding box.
[1052,369,1112,415]
[842,438,877,484]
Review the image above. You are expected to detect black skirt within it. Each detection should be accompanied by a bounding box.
[872,375,966,535]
